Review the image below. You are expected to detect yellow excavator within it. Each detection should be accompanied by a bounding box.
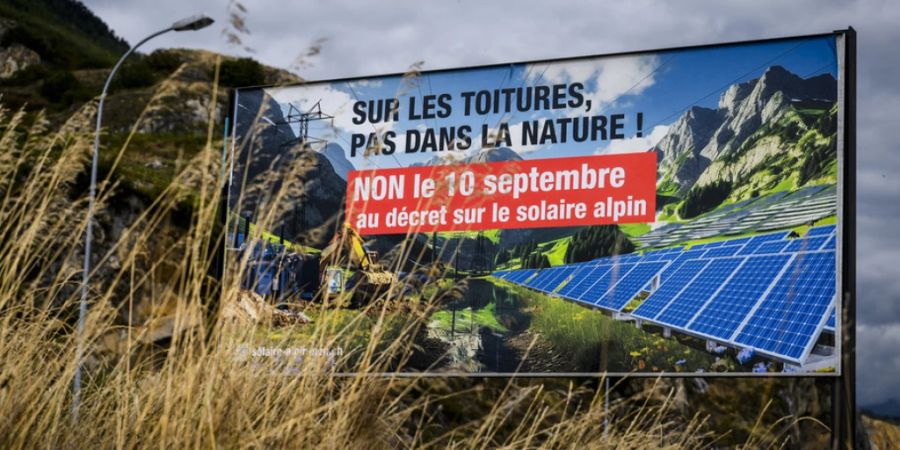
[319,223,397,304]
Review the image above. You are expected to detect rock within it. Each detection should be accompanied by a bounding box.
[145,159,165,169]
[465,146,523,164]
[0,44,40,79]
[222,291,312,326]
[318,142,355,180]
[654,106,721,193]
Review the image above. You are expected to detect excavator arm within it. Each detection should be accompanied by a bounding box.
[344,225,374,270]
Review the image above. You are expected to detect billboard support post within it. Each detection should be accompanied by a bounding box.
[833,26,856,450]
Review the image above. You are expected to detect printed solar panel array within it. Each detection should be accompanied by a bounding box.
[494,225,839,365]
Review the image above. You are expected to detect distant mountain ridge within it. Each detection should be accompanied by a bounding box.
[412,146,524,167]
[864,398,900,420]
[655,65,837,198]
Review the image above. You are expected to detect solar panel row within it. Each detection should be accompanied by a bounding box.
[734,252,836,360]
[577,263,637,304]
[493,224,837,364]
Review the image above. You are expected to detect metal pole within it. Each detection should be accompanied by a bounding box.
[73,26,175,420]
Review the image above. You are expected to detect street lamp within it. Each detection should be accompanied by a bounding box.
[73,14,214,418]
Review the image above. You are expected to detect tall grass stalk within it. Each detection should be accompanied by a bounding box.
[0,57,814,449]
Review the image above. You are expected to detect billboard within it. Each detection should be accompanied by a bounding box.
[226,32,851,376]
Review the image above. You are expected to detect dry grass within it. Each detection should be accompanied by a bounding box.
[0,55,835,449]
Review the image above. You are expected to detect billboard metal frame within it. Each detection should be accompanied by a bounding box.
[218,28,857,446]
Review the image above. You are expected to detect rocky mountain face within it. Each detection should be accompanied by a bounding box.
[233,89,347,248]
[655,65,837,197]
[465,146,523,164]
[0,16,39,78]
[317,143,355,180]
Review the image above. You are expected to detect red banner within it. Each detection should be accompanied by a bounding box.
[346,152,656,235]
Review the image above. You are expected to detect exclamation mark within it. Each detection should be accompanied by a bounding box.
[636,112,644,138]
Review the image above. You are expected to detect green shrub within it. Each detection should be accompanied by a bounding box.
[564,225,635,263]
[522,252,550,269]
[40,70,79,103]
[219,57,266,87]
[111,57,159,91]
[679,180,732,219]
[493,248,510,266]
[146,49,185,73]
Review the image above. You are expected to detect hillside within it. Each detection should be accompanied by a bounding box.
[0,0,126,69]
[862,414,900,449]
[0,0,301,201]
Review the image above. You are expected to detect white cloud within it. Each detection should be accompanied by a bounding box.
[527,54,661,117]
[600,124,669,154]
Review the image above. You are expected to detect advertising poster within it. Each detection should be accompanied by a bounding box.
[227,33,846,375]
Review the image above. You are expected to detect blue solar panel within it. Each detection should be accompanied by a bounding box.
[595,262,668,311]
[533,268,563,288]
[510,269,536,284]
[782,236,828,253]
[702,246,743,258]
[825,310,836,330]
[537,267,574,292]
[823,235,836,250]
[557,265,612,300]
[737,232,790,255]
[757,231,791,241]
[577,263,636,304]
[657,251,682,260]
[555,264,599,294]
[633,259,710,320]
[688,254,791,341]
[660,249,708,283]
[531,268,557,289]
[689,243,714,252]
[524,269,553,288]
[655,258,743,328]
[735,251,836,361]
[754,241,788,254]
[545,267,571,288]
[641,251,681,262]
[806,224,836,237]
[591,253,640,265]
[641,250,667,261]
[723,237,753,247]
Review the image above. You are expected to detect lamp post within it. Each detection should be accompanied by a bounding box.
[73,14,214,418]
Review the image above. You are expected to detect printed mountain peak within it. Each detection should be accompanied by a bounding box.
[412,146,523,167]
[466,146,524,164]
[233,90,346,247]
[655,65,837,198]
[317,143,355,180]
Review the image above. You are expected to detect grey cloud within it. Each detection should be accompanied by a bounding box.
[858,323,900,405]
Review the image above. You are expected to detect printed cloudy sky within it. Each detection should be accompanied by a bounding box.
[82,0,900,407]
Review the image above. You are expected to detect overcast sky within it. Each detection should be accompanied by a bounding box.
[83,0,900,407]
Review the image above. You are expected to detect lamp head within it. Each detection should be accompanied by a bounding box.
[172,15,214,31]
